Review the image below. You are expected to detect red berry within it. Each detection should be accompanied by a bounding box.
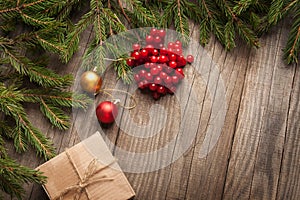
[168,53,177,61]
[150,56,158,63]
[145,35,154,44]
[157,86,167,94]
[164,76,173,85]
[156,64,163,73]
[172,75,179,84]
[140,49,149,57]
[186,55,194,63]
[131,51,140,60]
[175,40,182,47]
[168,42,174,49]
[177,55,187,67]
[169,61,177,68]
[138,81,146,89]
[158,29,166,38]
[134,74,141,82]
[159,55,168,63]
[154,36,161,44]
[158,43,164,49]
[150,67,160,75]
[139,69,147,78]
[144,62,151,69]
[174,44,181,49]
[149,63,156,68]
[132,43,141,51]
[154,76,162,84]
[145,72,153,81]
[142,80,150,88]
[175,68,184,77]
[174,48,182,55]
[149,83,158,91]
[152,49,159,56]
[126,58,135,67]
[160,47,168,55]
[145,44,154,52]
[164,66,173,74]
[159,71,167,79]
[150,28,158,36]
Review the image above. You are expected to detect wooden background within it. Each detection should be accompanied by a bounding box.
[5,18,300,200]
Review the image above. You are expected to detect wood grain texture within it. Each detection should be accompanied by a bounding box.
[4,19,300,200]
[223,20,297,200]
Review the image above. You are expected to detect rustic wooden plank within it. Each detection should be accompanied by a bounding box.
[276,65,300,200]
[222,21,296,200]
[182,36,251,199]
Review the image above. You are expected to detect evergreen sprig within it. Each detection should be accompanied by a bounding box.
[0,156,46,200]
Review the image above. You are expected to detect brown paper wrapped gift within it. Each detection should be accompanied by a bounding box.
[37,132,135,200]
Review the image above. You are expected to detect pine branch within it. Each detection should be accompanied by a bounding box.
[39,98,70,130]
[284,3,300,64]
[0,44,71,87]
[233,0,256,15]
[123,0,157,27]
[225,21,236,49]
[22,89,91,109]
[92,0,106,44]
[197,0,225,46]
[113,59,133,84]
[64,10,95,62]
[0,156,46,200]
[0,84,56,159]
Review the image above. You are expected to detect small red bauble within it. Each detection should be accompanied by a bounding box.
[96,101,118,124]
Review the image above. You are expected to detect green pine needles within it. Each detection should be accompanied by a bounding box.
[0,0,90,199]
[0,0,299,199]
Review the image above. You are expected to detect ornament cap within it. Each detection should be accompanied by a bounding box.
[112,99,121,105]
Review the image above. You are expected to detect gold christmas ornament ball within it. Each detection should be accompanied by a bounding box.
[80,71,102,94]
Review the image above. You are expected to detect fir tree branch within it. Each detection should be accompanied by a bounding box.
[64,10,95,62]
[284,4,300,64]
[113,58,133,84]
[35,33,66,54]
[39,98,70,130]
[117,0,131,23]
[92,0,106,44]
[0,84,56,159]
[0,156,46,200]
[22,90,91,109]
[233,0,256,16]
[1,45,71,87]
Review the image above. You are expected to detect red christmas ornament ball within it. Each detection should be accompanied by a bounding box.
[96,101,118,124]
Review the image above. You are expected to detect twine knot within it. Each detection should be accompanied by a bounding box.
[55,149,115,200]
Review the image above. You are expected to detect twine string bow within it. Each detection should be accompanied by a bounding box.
[56,149,115,200]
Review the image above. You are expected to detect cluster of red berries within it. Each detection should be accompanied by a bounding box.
[126,28,194,100]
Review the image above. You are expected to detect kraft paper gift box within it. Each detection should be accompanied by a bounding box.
[37,132,135,200]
